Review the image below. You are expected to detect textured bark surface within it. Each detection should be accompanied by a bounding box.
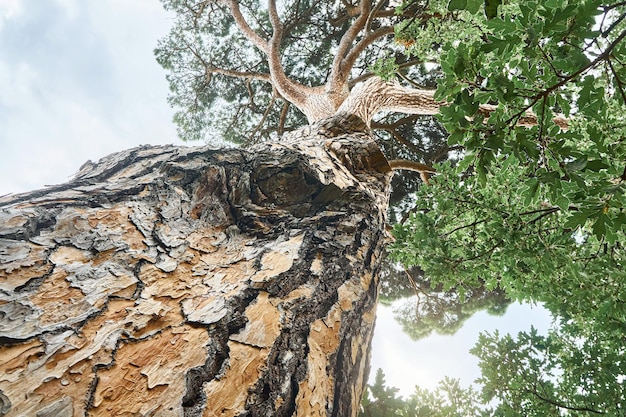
[0,117,391,416]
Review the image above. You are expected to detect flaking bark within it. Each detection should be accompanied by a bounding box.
[0,115,391,416]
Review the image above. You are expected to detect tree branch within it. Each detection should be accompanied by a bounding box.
[338,77,440,124]
[206,67,271,82]
[341,25,395,78]
[227,0,269,53]
[249,91,277,140]
[278,100,290,136]
[227,0,321,119]
[522,388,606,415]
[265,0,309,108]
[388,159,436,173]
[388,159,435,184]
[349,59,425,87]
[506,27,626,127]
[330,0,372,89]
[365,0,386,32]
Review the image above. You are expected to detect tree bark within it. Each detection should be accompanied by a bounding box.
[0,116,391,416]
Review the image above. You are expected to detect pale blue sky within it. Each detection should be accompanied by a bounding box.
[0,0,553,399]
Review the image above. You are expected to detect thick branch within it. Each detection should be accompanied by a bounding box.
[388,159,436,173]
[228,0,322,119]
[265,0,312,109]
[330,0,372,90]
[338,77,440,124]
[227,0,269,53]
[341,77,568,129]
[341,25,395,80]
[388,159,435,184]
[206,67,271,82]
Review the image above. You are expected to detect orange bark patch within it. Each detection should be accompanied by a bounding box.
[230,292,281,348]
[202,341,269,417]
[29,268,93,327]
[0,243,52,292]
[0,339,45,382]
[250,234,303,288]
[87,207,146,252]
[92,325,209,416]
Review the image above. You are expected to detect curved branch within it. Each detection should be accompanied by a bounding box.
[329,0,372,88]
[388,159,435,184]
[183,40,271,84]
[341,25,395,78]
[372,117,424,154]
[227,0,269,53]
[388,160,436,173]
[522,388,605,415]
[266,0,328,116]
[228,0,321,118]
[365,0,387,32]
[342,77,568,129]
[249,91,277,140]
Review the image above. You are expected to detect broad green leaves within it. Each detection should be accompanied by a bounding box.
[392,2,626,411]
[448,0,483,14]
[394,0,626,302]
[472,325,626,415]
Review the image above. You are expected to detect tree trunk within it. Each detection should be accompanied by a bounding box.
[0,116,391,417]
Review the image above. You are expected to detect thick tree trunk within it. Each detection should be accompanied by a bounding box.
[0,116,391,416]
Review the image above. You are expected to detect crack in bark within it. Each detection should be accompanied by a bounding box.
[182,288,258,416]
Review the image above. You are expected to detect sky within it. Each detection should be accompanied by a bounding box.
[0,0,183,195]
[0,0,553,400]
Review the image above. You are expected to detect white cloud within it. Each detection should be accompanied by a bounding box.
[0,1,182,195]
[53,0,79,19]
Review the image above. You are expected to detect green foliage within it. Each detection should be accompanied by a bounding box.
[483,0,501,19]
[158,0,626,412]
[378,262,510,340]
[362,320,626,416]
[392,0,626,326]
[156,0,419,144]
[361,370,489,417]
[156,0,333,142]
[473,325,626,415]
[360,369,407,416]
[389,0,626,413]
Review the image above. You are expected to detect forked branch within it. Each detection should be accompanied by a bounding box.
[227,0,317,112]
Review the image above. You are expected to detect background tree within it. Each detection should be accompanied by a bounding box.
[155,0,459,166]
[360,369,489,417]
[378,263,510,340]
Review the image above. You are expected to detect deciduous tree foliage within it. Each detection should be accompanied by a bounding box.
[158,0,626,414]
